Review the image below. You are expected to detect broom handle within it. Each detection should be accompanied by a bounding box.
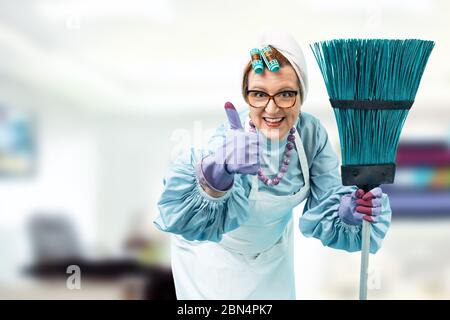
[359,219,371,300]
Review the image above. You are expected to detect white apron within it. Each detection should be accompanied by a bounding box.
[171,121,310,300]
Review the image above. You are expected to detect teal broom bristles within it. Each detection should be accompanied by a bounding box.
[311,38,434,300]
[311,39,434,166]
[333,108,409,164]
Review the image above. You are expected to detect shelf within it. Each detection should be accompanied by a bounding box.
[382,186,450,218]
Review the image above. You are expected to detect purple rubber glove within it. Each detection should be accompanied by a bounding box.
[338,187,383,225]
[198,102,260,192]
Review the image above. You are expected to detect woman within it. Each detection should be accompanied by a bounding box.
[154,31,392,299]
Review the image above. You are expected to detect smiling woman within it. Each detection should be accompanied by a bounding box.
[154,30,393,300]
[248,68,300,139]
[242,46,303,140]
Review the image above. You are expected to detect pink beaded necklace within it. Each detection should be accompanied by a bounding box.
[249,119,296,186]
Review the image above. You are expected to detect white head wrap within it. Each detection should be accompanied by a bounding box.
[243,30,309,102]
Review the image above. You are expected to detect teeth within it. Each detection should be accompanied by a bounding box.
[264,117,283,123]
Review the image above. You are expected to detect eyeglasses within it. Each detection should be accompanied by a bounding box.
[246,90,299,109]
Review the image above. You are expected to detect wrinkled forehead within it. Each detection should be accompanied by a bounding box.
[247,65,299,91]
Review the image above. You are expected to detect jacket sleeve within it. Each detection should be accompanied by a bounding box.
[154,121,250,242]
[299,118,392,254]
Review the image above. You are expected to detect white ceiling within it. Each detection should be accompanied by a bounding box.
[0,0,449,116]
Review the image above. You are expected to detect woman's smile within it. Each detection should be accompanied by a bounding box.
[262,116,286,128]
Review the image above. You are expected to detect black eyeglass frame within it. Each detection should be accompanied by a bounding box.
[246,89,299,109]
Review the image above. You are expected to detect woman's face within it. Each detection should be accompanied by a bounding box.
[246,65,301,140]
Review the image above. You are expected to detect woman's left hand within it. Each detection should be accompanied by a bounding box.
[338,187,383,225]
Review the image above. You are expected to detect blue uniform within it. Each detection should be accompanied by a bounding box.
[154,109,392,299]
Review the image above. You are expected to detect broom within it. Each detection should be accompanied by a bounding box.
[310,39,434,299]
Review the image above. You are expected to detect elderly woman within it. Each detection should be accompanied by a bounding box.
[154,31,392,300]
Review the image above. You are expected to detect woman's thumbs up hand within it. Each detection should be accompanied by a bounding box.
[225,102,244,130]
[221,102,260,175]
[198,102,260,192]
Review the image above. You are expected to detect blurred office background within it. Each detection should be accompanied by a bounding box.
[0,0,449,299]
